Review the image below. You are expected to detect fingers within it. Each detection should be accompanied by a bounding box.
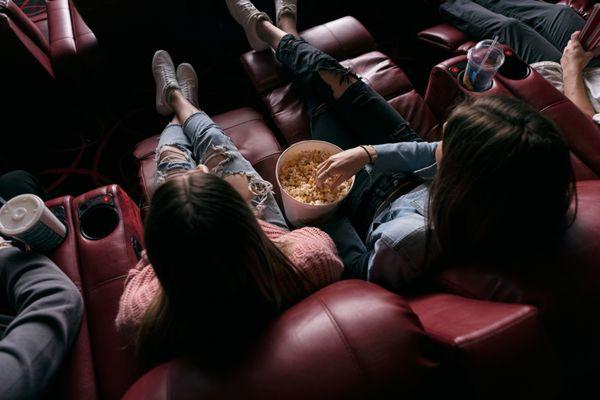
[316,157,335,187]
[328,174,346,190]
[316,158,333,176]
[316,164,334,187]
[572,31,580,40]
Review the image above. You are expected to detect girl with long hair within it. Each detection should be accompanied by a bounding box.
[225,0,576,291]
[115,50,343,368]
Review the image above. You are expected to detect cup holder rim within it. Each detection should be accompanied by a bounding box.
[79,203,120,241]
[498,64,532,80]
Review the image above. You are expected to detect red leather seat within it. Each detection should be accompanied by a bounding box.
[123,280,436,400]
[124,16,565,399]
[240,16,442,143]
[133,107,282,204]
[0,0,96,81]
[417,0,596,60]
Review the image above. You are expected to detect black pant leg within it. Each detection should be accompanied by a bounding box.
[300,84,359,149]
[276,33,419,146]
[473,0,585,52]
[0,170,45,202]
[332,80,421,145]
[440,0,563,63]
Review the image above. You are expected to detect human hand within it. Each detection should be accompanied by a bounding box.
[561,31,600,75]
[316,146,370,189]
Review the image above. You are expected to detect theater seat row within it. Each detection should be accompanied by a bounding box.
[125,16,600,399]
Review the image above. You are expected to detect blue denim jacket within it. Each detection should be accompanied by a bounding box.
[324,141,439,292]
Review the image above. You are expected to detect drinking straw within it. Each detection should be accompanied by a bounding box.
[472,35,499,83]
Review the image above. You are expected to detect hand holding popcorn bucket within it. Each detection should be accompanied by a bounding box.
[276,140,355,227]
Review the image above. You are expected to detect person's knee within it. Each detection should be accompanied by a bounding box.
[0,170,43,199]
[497,18,526,34]
[318,70,358,100]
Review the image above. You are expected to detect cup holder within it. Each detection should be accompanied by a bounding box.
[80,204,119,240]
[458,71,492,92]
[498,54,531,80]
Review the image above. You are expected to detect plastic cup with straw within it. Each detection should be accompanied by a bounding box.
[463,36,505,92]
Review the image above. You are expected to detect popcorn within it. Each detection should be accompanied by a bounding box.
[279,150,352,205]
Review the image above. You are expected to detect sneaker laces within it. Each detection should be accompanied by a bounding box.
[236,0,260,22]
[159,65,177,85]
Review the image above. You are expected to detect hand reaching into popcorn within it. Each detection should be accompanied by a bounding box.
[316,146,373,190]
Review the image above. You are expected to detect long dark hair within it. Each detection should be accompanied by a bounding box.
[428,96,576,264]
[137,172,308,368]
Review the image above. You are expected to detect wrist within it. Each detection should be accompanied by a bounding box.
[358,145,377,164]
[562,64,584,80]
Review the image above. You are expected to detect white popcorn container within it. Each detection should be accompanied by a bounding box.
[276,140,355,227]
[0,194,67,252]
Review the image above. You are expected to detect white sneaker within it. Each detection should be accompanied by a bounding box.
[275,0,297,28]
[177,63,199,109]
[152,50,180,116]
[225,0,272,51]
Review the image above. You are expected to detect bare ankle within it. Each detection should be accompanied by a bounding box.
[278,15,298,37]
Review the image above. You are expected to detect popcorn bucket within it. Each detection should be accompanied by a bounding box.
[276,140,355,227]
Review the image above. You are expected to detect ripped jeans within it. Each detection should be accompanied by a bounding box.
[155,111,288,229]
[275,34,421,149]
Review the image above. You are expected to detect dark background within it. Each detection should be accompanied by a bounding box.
[1,0,442,202]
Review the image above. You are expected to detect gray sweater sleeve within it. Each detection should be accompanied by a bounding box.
[0,247,84,400]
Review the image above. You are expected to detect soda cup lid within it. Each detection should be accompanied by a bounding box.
[0,194,44,235]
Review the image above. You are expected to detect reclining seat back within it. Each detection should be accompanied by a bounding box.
[241,16,441,144]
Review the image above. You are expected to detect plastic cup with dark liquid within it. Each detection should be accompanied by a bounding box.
[463,40,505,92]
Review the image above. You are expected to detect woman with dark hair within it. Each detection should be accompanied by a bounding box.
[115,51,343,367]
[225,0,576,291]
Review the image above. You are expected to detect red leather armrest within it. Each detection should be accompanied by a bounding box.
[67,0,96,57]
[410,294,560,399]
[46,0,97,80]
[46,0,76,78]
[0,0,49,53]
[418,23,469,53]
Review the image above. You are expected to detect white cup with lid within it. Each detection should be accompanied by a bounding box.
[0,194,67,252]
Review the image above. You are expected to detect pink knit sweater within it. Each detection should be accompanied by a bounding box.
[115,220,343,332]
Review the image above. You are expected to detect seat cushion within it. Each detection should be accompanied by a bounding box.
[134,107,282,202]
[241,16,441,145]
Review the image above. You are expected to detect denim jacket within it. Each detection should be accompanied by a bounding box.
[324,141,439,292]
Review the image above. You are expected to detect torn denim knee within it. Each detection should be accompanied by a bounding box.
[275,34,359,100]
[204,146,274,214]
[222,171,274,215]
[154,144,197,186]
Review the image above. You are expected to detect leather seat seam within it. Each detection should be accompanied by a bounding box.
[316,297,370,383]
